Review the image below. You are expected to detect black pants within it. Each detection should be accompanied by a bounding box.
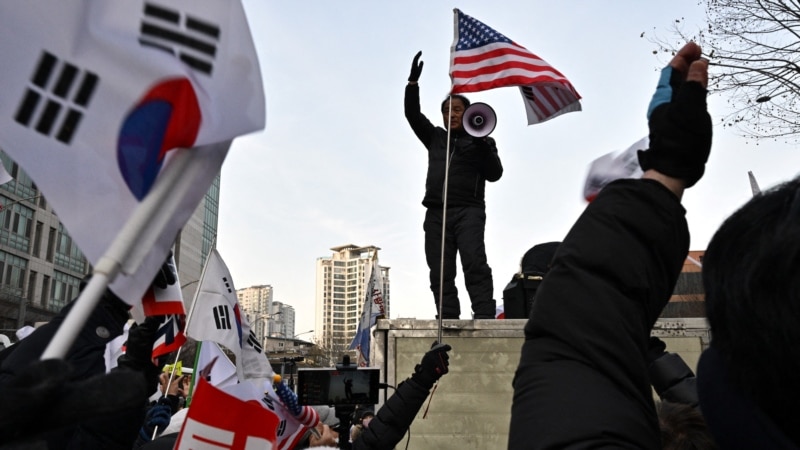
[424,206,494,319]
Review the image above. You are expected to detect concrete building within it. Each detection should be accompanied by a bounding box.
[268,301,296,340]
[237,284,274,348]
[0,153,90,333]
[315,244,390,365]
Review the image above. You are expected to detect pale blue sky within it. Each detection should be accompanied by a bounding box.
[218,1,800,336]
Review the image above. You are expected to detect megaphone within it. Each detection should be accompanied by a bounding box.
[462,102,497,138]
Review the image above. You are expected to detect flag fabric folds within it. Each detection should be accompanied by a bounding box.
[0,0,265,305]
[175,376,280,450]
[185,249,246,360]
[140,254,186,317]
[583,136,647,202]
[449,8,581,124]
[194,341,239,390]
[184,357,316,450]
[349,260,386,367]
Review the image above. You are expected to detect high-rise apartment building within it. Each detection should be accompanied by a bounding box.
[237,284,274,347]
[315,244,390,362]
[269,301,296,340]
[0,150,219,339]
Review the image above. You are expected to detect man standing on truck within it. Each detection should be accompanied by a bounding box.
[405,50,503,320]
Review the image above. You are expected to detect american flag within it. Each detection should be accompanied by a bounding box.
[449,9,582,124]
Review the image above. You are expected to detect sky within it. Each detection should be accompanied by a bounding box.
[216,1,800,338]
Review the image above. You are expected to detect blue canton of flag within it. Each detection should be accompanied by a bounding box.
[454,12,512,51]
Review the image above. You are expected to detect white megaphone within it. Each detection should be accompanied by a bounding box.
[462,102,497,138]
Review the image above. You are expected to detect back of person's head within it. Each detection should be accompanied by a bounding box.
[702,177,800,440]
[657,401,717,450]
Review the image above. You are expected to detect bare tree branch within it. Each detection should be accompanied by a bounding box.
[649,0,800,142]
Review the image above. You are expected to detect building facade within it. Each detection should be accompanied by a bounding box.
[0,153,91,334]
[661,250,706,318]
[315,244,390,365]
[269,301,296,340]
[237,284,274,348]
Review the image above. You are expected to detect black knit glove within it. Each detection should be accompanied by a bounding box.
[408,51,423,82]
[117,316,163,387]
[638,43,711,188]
[411,341,452,389]
[152,251,177,289]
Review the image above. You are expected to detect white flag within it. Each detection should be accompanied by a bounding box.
[583,136,647,202]
[0,0,265,304]
[185,249,246,360]
[195,341,238,389]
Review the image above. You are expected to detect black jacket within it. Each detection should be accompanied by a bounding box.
[352,377,431,450]
[404,84,502,209]
[509,179,689,449]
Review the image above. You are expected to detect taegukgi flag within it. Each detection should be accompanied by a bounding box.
[0,0,265,304]
[349,259,386,366]
[185,249,246,360]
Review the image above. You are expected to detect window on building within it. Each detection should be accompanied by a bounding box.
[46,227,56,262]
[41,275,50,307]
[50,271,81,311]
[33,221,43,258]
[0,251,28,298]
[54,224,86,273]
[27,271,37,303]
[0,199,33,253]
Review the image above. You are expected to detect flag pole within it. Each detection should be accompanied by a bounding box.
[182,236,218,333]
[41,142,231,360]
[436,94,454,345]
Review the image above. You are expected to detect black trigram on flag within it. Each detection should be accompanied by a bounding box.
[276,420,287,437]
[246,329,263,353]
[139,2,220,75]
[222,276,232,294]
[212,304,232,330]
[14,51,99,144]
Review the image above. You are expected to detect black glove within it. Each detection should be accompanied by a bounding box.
[475,136,495,152]
[152,250,177,289]
[117,316,163,387]
[139,403,172,442]
[408,51,423,82]
[411,341,452,389]
[638,50,712,188]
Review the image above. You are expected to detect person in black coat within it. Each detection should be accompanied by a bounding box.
[352,342,451,450]
[0,261,176,449]
[405,51,503,320]
[509,42,712,449]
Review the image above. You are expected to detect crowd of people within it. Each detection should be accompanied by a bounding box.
[2,40,799,449]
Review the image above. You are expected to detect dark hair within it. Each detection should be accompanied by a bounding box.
[441,94,470,113]
[703,177,800,431]
[657,401,717,449]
